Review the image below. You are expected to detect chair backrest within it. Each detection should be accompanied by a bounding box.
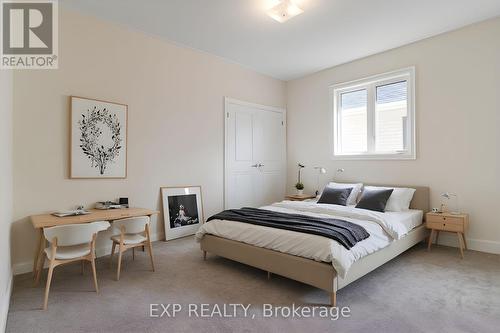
[113,216,149,234]
[43,221,110,246]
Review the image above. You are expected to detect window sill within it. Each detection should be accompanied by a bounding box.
[331,153,416,161]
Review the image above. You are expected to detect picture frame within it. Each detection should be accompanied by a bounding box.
[70,96,128,179]
[161,186,204,240]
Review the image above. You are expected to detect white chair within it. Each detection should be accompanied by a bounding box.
[35,221,110,310]
[110,216,155,280]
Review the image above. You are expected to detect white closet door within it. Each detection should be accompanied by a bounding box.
[225,102,258,209]
[253,110,286,207]
[225,98,286,209]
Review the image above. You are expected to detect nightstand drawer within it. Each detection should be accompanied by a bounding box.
[426,214,463,225]
[426,220,463,232]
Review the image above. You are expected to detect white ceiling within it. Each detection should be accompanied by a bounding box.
[60,0,500,81]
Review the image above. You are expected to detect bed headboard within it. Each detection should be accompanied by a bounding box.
[344,181,430,213]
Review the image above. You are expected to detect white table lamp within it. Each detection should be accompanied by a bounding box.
[441,192,460,214]
[314,166,327,196]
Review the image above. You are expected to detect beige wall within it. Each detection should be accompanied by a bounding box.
[0,70,13,328]
[286,17,500,252]
[12,9,286,274]
[11,10,500,274]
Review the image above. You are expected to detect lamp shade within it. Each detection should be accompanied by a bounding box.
[314,166,327,174]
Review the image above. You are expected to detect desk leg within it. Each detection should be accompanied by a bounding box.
[33,229,43,278]
[33,231,46,280]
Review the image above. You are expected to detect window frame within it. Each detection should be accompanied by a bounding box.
[330,67,416,160]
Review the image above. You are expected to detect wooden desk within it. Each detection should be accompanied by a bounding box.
[30,208,159,277]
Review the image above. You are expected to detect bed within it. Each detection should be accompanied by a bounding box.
[196,184,430,306]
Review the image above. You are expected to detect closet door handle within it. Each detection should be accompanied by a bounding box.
[258,163,264,167]
[251,164,259,168]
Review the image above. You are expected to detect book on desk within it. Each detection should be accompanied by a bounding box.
[51,210,91,218]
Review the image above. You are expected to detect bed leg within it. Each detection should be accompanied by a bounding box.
[203,251,207,260]
[330,292,337,307]
[267,271,271,280]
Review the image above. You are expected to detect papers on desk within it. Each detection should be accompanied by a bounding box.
[51,210,91,217]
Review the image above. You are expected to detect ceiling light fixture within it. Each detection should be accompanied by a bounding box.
[267,0,304,23]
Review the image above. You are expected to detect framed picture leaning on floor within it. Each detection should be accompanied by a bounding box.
[161,186,204,240]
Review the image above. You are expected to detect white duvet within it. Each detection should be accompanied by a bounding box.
[195,200,423,278]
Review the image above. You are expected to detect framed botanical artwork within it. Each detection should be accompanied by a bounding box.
[70,96,128,178]
[161,186,204,240]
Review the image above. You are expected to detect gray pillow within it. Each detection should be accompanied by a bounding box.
[317,187,353,206]
[355,189,394,212]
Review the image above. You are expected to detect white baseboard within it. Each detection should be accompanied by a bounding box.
[13,232,164,276]
[436,234,500,254]
[12,261,35,277]
[0,273,13,333]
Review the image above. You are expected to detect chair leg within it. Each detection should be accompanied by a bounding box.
[116,247,123,281]
[146,241,155,272]
[90,259,99,294]
[110,242,116,267]
[132,247,135,261]
[81,260,85,275]
[43,262,55,310]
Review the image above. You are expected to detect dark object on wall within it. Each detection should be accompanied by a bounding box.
[119,197,129,208]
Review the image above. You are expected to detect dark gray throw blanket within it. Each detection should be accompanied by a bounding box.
[206,207,370,249]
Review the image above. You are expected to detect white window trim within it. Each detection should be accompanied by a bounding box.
[330,67,416,160]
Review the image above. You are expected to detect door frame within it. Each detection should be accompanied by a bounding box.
[224,97,287,209]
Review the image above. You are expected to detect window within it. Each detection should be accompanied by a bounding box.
[332,68,415,160]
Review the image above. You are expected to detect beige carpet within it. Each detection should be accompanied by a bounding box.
[7,237,500,333]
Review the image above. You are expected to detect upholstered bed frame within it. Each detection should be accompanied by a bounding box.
[200,184,430,306]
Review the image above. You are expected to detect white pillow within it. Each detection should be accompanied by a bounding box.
[324,182,363,206]
[363,186,416,212]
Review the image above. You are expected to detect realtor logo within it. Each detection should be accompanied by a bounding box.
[1,0,58,69]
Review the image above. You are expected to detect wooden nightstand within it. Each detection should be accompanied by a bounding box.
[426,212,469,258]
[285,194,316,201]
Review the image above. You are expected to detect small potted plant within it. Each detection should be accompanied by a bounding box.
[295,182,304,195]
[296,163,305,195]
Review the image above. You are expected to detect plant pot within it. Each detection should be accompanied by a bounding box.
[297,189,304,195]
